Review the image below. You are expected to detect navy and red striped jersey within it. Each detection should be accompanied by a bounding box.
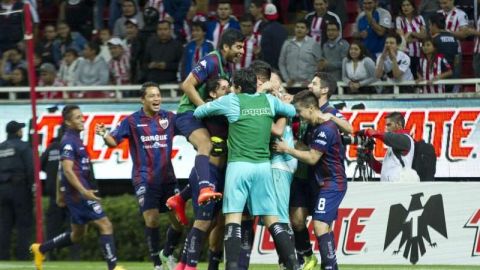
[191,50,233,84]
[110,108,177,186]
[60,128,95,202]
[304,121,347,192]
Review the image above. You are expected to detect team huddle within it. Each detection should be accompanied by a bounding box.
[30,29,351,270]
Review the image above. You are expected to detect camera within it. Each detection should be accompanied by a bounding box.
[342,134,375,181]
[342,134,375,150]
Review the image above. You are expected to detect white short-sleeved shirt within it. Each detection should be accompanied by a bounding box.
[376,50,413,82]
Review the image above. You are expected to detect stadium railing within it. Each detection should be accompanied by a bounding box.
[1,78,480,103]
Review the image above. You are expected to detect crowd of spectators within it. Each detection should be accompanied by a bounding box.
[0,0,479,98]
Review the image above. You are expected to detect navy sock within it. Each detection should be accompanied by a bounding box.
[164,225,182,256]
[180,184,192,201]
[317,233,337,270]
[145,227,161,266]
[40,232,73,254]
[224,223,242,270]
[179,235,190,263]
[294,227,313,257]
[269,223,299,270]
[195,155,211,189]
[99,234,117,270]
[186,227,206,267]
[238,219,254,270]
[207,249,223,270]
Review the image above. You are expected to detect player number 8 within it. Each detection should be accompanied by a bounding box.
[317,198,326,211]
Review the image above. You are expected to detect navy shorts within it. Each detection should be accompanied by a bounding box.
[176,111,206,139]
[66,198,106,225]
[289,177,320,213]
[190,163,225,221]
[134,183,178,213]
[312,189,347,226]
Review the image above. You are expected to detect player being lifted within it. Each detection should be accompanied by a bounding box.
[31,105,125,270]
[193,68,300,270]
[173,28,244,208]
[95,82,182,270]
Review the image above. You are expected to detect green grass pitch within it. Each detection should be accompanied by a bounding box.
[0,262,477,270]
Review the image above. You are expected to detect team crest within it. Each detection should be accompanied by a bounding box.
[159,118,169,129]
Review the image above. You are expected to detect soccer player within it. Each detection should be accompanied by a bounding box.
[175,77,230,270]
[176,28,244,205]
[193,68,299,270]
[95,82,182,270]
[31,105,125,270]
[274,90,348,270]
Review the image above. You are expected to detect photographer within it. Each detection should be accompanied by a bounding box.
[358,111,418,182]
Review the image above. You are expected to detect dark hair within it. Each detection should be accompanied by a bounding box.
[326,20,340,30]
[62,105,80,122]
[12,67,28,86]
[315,72,337,97]
[231,68,257,94]
[140,82,160,98]
[86,41,101,55]
[399,0,418,16]
[218,29,244,51]
[386,111,405,127]
[429,13,445,30]
[206,77,222,94]
[158,20,172,27]
[217,0,232,6]
[64,48,79,57]
[347,40,369,60]
[385,32,402,45]
[144,7,160,26]
[293,90,319,108]
[191,21,207,32]
[239,14,255,23]
[251,0,266,8]
[250,60,271,80]
[296,18,309,27]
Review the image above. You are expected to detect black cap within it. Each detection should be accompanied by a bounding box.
[6,121,26,134]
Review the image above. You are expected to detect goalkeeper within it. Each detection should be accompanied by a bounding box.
[175,77,230,270]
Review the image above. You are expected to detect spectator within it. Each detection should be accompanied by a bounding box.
[57,48,80,86]
[137,7,159,83]
[36,24,58,66]
[0,48,26,86]
[318,21,349,82]
[206,0,240,48]
[416,38,452,94]
[248,0,266,42]
[38,62,65,99]
[375,33,413,92]
[144,20,183,83]
[259,3,288,70]
[396,0,427,79]
[0,0,25,54]
[0,121,34,260]
[98,28,112,63]
[429,13,458,92]
[235,14,259,70]
[146,0,169,21]
[179,0,207,42]
[52,22,87,66]
[342,40,377,94]
[113,0,144,39]
[278,19,322,87]
[353,0,392,58]
[123,19,141,84]
[75,41,109,86]
[305,0,342,45]
[418,0,439,28]
[107,38,131,85]
[7,67,28,87]
[471,3,480,78]
[163,0,191,39]
[180,21,214,80]
[327,0,346,27]
[58,0,93,39]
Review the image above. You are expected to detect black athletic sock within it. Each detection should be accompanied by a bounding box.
[186,227,206,267]
[238,219,254,270]
[224,223,242,270]
[207,249,223,270]
[99,234,117,270]
[179,184,192,201]
[294,227,313,257]
[269,223,300,270]
[164,225,182,256]
[39,232,73,254]
[145,227,161,266]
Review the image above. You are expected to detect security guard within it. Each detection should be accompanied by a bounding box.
[0,120,34,260]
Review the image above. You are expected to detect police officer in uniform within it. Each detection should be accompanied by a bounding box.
[0,121,34,260]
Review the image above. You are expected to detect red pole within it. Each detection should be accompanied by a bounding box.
[23,3,44,243]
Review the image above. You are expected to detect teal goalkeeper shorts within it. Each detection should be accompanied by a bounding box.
[272,168,294,223]
[223,161,278,216]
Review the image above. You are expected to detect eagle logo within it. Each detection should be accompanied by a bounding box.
[384,193,448,264]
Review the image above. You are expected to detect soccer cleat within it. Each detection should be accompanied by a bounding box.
[154,265,164,270]
[30,243,45,270]
[197,187,222,205]
[113,266,127,270]
[174,262,186,270]
[301,254,318,270]
[166,194,189,226]
[160,249,177,270]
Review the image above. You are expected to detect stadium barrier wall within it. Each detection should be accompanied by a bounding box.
[0,97,478,180]
[251,182,480,266]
